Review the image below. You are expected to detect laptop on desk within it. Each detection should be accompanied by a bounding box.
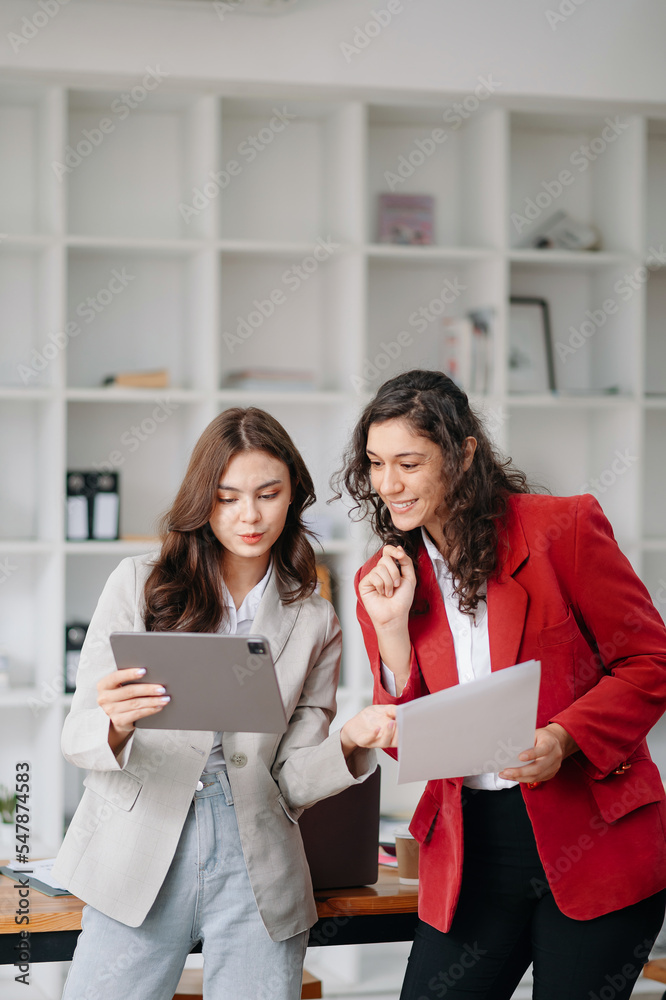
[299,766,381,889]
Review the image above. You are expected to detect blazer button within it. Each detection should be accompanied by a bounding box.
[612,762,632,775]
[230,752,248,768]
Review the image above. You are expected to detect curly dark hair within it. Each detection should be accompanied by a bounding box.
[333,370,533,614]
[143,408,317,633]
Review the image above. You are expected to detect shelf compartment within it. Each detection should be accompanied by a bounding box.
[66,249,208,390]
[66,552,136,628]
[0,83,56,235]
[0,552,59,691]
[645,267,666,395]
[66,400,207,539]
[220,99,361,244]
[510,262,641,395]
[643,410,666,538]
[0,246,62,389]
[0,398,62,541]
[646,121,666,253]
[509,111,643,253]
[219,250,363,392]
[66,90,206,240]
[367,103,505,249]
[366,256,504,394]
[506,402,640,540]
[642,551,666,614]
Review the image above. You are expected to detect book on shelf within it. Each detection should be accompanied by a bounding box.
[377,193,435,245]
[440,308,494,395]
[102,369,170,388]
[222,368,317,392]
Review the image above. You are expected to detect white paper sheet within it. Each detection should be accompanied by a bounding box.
[4,857,67,891]
[396,659,541,784]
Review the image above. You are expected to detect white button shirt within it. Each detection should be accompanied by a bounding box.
[381,529,517,790]
[203,561,273,773]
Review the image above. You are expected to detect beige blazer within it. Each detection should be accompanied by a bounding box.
[52,554,375,939]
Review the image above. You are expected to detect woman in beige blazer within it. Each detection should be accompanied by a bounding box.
[54,407,396,1000]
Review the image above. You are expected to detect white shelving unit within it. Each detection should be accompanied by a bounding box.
[1,81,666,859]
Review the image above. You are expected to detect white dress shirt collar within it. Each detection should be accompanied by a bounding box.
[220,558,273,633]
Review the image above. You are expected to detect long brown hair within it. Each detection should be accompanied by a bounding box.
[333,370,533,614]
[144,408,317,632]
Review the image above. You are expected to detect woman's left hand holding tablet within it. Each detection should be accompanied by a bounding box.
[340,704,398,759]
[97,668,171,754]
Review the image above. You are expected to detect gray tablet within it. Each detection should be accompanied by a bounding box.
[109,632,288,733]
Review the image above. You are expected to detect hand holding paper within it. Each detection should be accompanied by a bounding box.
[396,659,541,784]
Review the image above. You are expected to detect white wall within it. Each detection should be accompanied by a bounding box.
[0,0,665,107]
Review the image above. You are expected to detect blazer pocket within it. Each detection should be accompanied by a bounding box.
[83,768,143,812]
[538,607,580,647]
[409,790,440,845]
[278,794,304,824]
[590,757,665,825]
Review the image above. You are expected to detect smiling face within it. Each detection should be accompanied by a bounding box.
[366,418,449,545]
[366,417,477,549]
[208,450,292,570]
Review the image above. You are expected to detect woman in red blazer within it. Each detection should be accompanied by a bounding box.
[338,369,666,1000]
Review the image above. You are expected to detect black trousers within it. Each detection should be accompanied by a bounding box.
[400,784,666,1000]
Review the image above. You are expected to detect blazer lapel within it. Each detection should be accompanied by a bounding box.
[251,569,300,663]
[409,545,458,694]
[487,501,530,672]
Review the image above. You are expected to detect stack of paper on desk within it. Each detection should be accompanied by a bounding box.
[396,659,541,784]
[0,858,70,896]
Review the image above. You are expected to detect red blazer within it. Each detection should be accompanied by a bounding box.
[355,493,666,931]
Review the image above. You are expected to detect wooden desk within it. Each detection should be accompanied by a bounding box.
[0,867,419,964]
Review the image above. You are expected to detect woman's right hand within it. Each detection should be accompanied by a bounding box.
[97,668,171,749]
[358,545,416,630]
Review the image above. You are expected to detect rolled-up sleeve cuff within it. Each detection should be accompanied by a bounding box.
[380,660,398,696]
[114,731,135,769]
[375,648,423,705]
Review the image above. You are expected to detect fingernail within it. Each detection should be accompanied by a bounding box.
[159,696,171,703]
[135,668,146,676]
[155,686,166,694]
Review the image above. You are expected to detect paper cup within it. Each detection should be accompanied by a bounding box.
[395,832,419,884]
